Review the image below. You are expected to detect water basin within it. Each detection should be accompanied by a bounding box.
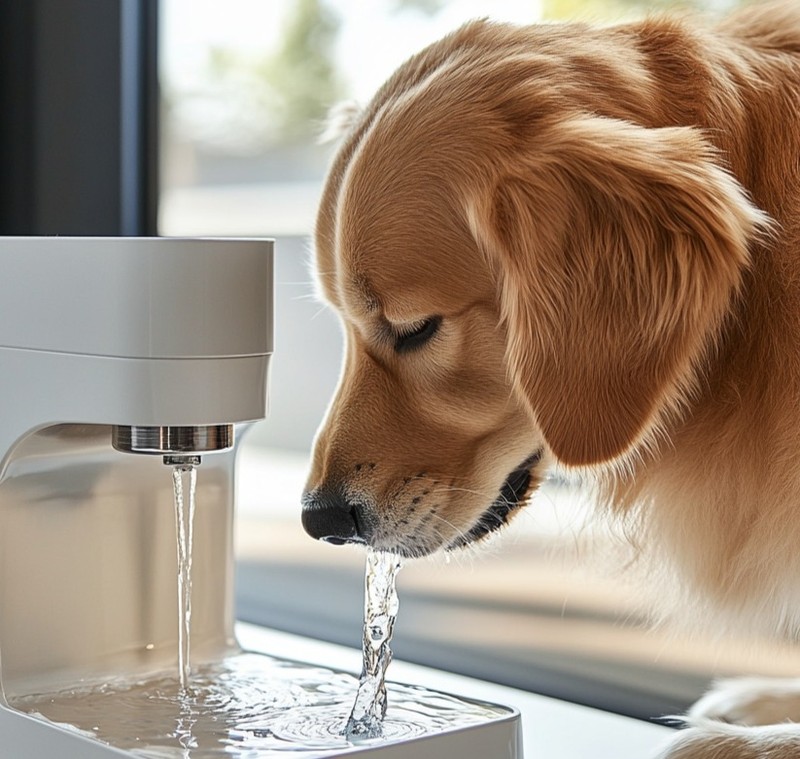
[8,650,521,758]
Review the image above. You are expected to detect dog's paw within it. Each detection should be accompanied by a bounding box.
[688,677,800,726]
[657,720,800,759]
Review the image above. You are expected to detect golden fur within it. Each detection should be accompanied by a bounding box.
[306,3,800,756]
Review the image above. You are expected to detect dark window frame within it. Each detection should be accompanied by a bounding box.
[0,0,158,236]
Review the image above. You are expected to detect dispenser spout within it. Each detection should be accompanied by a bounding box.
[163,455,202,468]
[111,424,234,465]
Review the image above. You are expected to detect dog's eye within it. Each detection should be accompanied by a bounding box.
[393,316,441,354]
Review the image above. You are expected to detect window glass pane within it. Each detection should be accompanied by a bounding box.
[159,0,787,722]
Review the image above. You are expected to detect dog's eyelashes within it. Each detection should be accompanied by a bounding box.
[393,316,442,354]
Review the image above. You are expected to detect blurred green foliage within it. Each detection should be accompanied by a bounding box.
[200,0,344,149]
[260,0,345,142]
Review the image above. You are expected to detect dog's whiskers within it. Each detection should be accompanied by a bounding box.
[430,484,493,499]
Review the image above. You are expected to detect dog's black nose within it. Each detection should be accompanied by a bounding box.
[301,488,363,544]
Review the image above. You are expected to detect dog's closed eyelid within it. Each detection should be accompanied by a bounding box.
[391,316,442,353]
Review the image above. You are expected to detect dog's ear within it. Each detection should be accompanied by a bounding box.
[473,116,767,466]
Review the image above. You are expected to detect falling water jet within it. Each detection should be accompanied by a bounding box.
[166,455,201,693]
[344,549,403,740]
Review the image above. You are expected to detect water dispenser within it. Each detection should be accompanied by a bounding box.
[0,236,521,757]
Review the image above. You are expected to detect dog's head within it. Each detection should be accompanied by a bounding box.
[302,21,765,557]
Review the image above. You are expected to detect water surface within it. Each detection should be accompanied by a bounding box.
[13,652,510,757]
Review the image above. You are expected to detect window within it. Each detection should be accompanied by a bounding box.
[158,0,792,723]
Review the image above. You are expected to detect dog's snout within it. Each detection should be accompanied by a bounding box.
[301,488,365,544]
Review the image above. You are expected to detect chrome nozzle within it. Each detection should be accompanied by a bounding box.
[163,454,202,468]
[111,425,234,465]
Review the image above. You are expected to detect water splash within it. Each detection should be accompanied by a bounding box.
[172,464,197,692]
[344,549,403,740]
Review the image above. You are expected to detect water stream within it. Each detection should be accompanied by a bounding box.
[344,550,403,740]
[172,463,197,692]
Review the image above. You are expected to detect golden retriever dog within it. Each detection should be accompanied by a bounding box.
[302,2,800,756]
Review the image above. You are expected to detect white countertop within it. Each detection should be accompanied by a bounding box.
[236,623,674,759]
